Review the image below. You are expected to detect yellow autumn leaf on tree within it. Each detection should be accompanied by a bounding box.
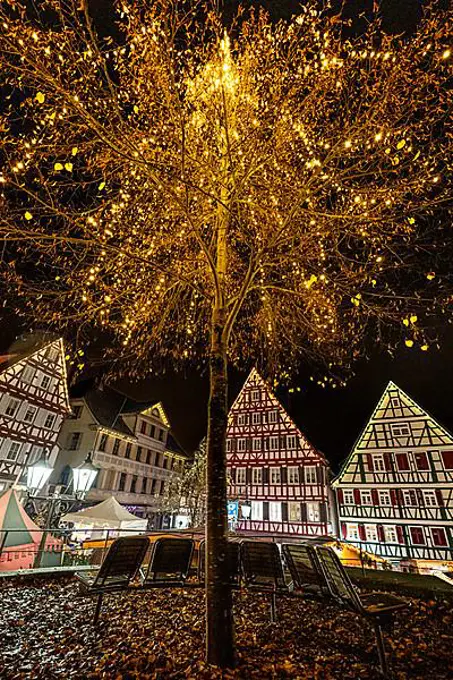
[35,92,45,103]
[65,162,73,171]
[405,339,414,348]
[133,105,139,114]
[24,211,33,220]
[410,315,418,323]
[98,181,106,191]
[421,344,429,351]
[72,147,78,156]
[54,162,63,171]
[426,272,435,280]
[396,139,406,149]
[403,318,409,327]
[407,217,415,225]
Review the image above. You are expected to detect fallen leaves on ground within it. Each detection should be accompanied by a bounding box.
[0,578,452,679]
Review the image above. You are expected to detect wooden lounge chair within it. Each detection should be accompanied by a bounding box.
[197,539,241,587]
[315,546,409,678]
[141,537,194,587]
[76,535,149,624]
[240,540,288,621]
[282,543,328,597]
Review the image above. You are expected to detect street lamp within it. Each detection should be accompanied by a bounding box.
[26,450,53,495]
[241,499,252,520]
[72,452,98,498]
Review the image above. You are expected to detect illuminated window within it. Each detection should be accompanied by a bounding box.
[269,502,282,521]
[307,502,320,522]
[251,501,263,520]
[289,502,301,521]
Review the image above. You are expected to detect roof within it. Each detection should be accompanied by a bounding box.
[0,332,60,373]
[71,381,135,437]
[60,496,147,528]
[165,432,189,458]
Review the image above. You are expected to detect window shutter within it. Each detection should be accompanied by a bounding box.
[246,468,251,484]
[377,525,385,543]
[230,468,236,484]
[371,489,379,506]
[390,489,398,505]
[384,453,392,471]
[341,523,347,539]
[435,489,444,506]
[301,502,308,523]
[396,526,404,544]
[319,503,327,523]
[281,502,288,522]
[337,489,344,504]
[281,467,288,484]
[316,466,323,484]
[263,468,269,484]
[367,454,374,472]
[396,453,410,471]
[440,451,453,470]
[263,502,269,520]
[358,525,366,541]
[354,489,361,504]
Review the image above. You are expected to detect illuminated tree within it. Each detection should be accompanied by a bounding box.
[163,439,206,527]
[0,0,452,667]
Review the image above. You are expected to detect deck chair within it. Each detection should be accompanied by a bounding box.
[197,539,241,588]
[282,543,328,597]
[240,540,288,621]
[141,537,194,587]
[76,535,149,624]
[315,546,409,678]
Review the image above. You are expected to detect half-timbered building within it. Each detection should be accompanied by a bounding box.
[52,382,188,526]
[0,337,71,491]
[333,381,453,565]
[226,369,332,537]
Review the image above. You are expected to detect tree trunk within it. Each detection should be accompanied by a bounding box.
[205,304,235,667]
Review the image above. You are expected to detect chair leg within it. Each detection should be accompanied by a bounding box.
[373,621,390,678]
[270,592,277,623]
[94,593,103,625]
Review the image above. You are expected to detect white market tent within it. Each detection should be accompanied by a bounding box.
[60,496,147,538]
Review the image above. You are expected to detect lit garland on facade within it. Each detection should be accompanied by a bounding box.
[0,0,451,381]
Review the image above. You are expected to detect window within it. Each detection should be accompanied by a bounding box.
[307,502,320,522]
[251,390,260,402]
[158,429,164,442]
[251,501,263,520]
[270,468,281,484]
[151,479,157,494]
[409,526,426,545]
[226,439,232,452]
[288,467,299,484]
[379,490,391,506]
[347,524,359,541]
[361,490,372,506]
[304,466,317,484]
[130,475,137,493]
[23,405,37,423]
[396,453,410,471]
[47,347,59,362]
[137,446,142,461]
[269,436,279,451]
[118,472,127,492]
[99,434,108,452]
[403,489,417,506]
[5,398,20,417]
[252,468,262,484]
[431,528,447,547]
[252,437,262,451]
[289,502,301,522]
[423,490,437,507]
[125,443,132,459]
[146,450,152,465]
[342,489,353,505]
[238,414,248,426]
[40,375,51,389]
[391,422,410,438]
[365,524,378,542]
[237,439,246,452]
[391,397,399,408]
[374,455,385,472]
[70,405,83,420]
[252,413,261,425]
[21,366,34,384]
[44,414,56,429]
[150,425,156,438]
[384,526,398,543]
[112,438,120,456]
[414,452,429,470]
[440,451,453,470]
[67,432,82,451]
[7,442,21,460]
[269,502,282,522]
[236,468,246,485]
[268,410,278,424]
[287,435,297,450]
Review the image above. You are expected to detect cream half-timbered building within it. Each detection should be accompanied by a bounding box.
[53,382,187,526]
[227,369,332,537]
[333,381,453,564]
[0,338,71,491]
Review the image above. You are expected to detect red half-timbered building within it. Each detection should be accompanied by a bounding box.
[333,381,453,566]
[226,369,332,537]
[0,338,70,491]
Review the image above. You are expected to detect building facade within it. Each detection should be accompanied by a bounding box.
[226,369,332,537]
[0,338,70,492]
[52,382,187,526]
[333,381,453,564]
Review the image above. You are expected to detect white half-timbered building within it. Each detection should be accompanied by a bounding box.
[52,382,188,526]
[227,369,332,537]
[333,381,453,565]
[0,337,70,491]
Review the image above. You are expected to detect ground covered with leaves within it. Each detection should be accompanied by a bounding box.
[0,577,452,679]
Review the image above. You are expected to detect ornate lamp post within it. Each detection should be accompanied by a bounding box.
[241,499,251,522]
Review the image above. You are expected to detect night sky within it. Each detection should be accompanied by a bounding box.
[1,0,452,471]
